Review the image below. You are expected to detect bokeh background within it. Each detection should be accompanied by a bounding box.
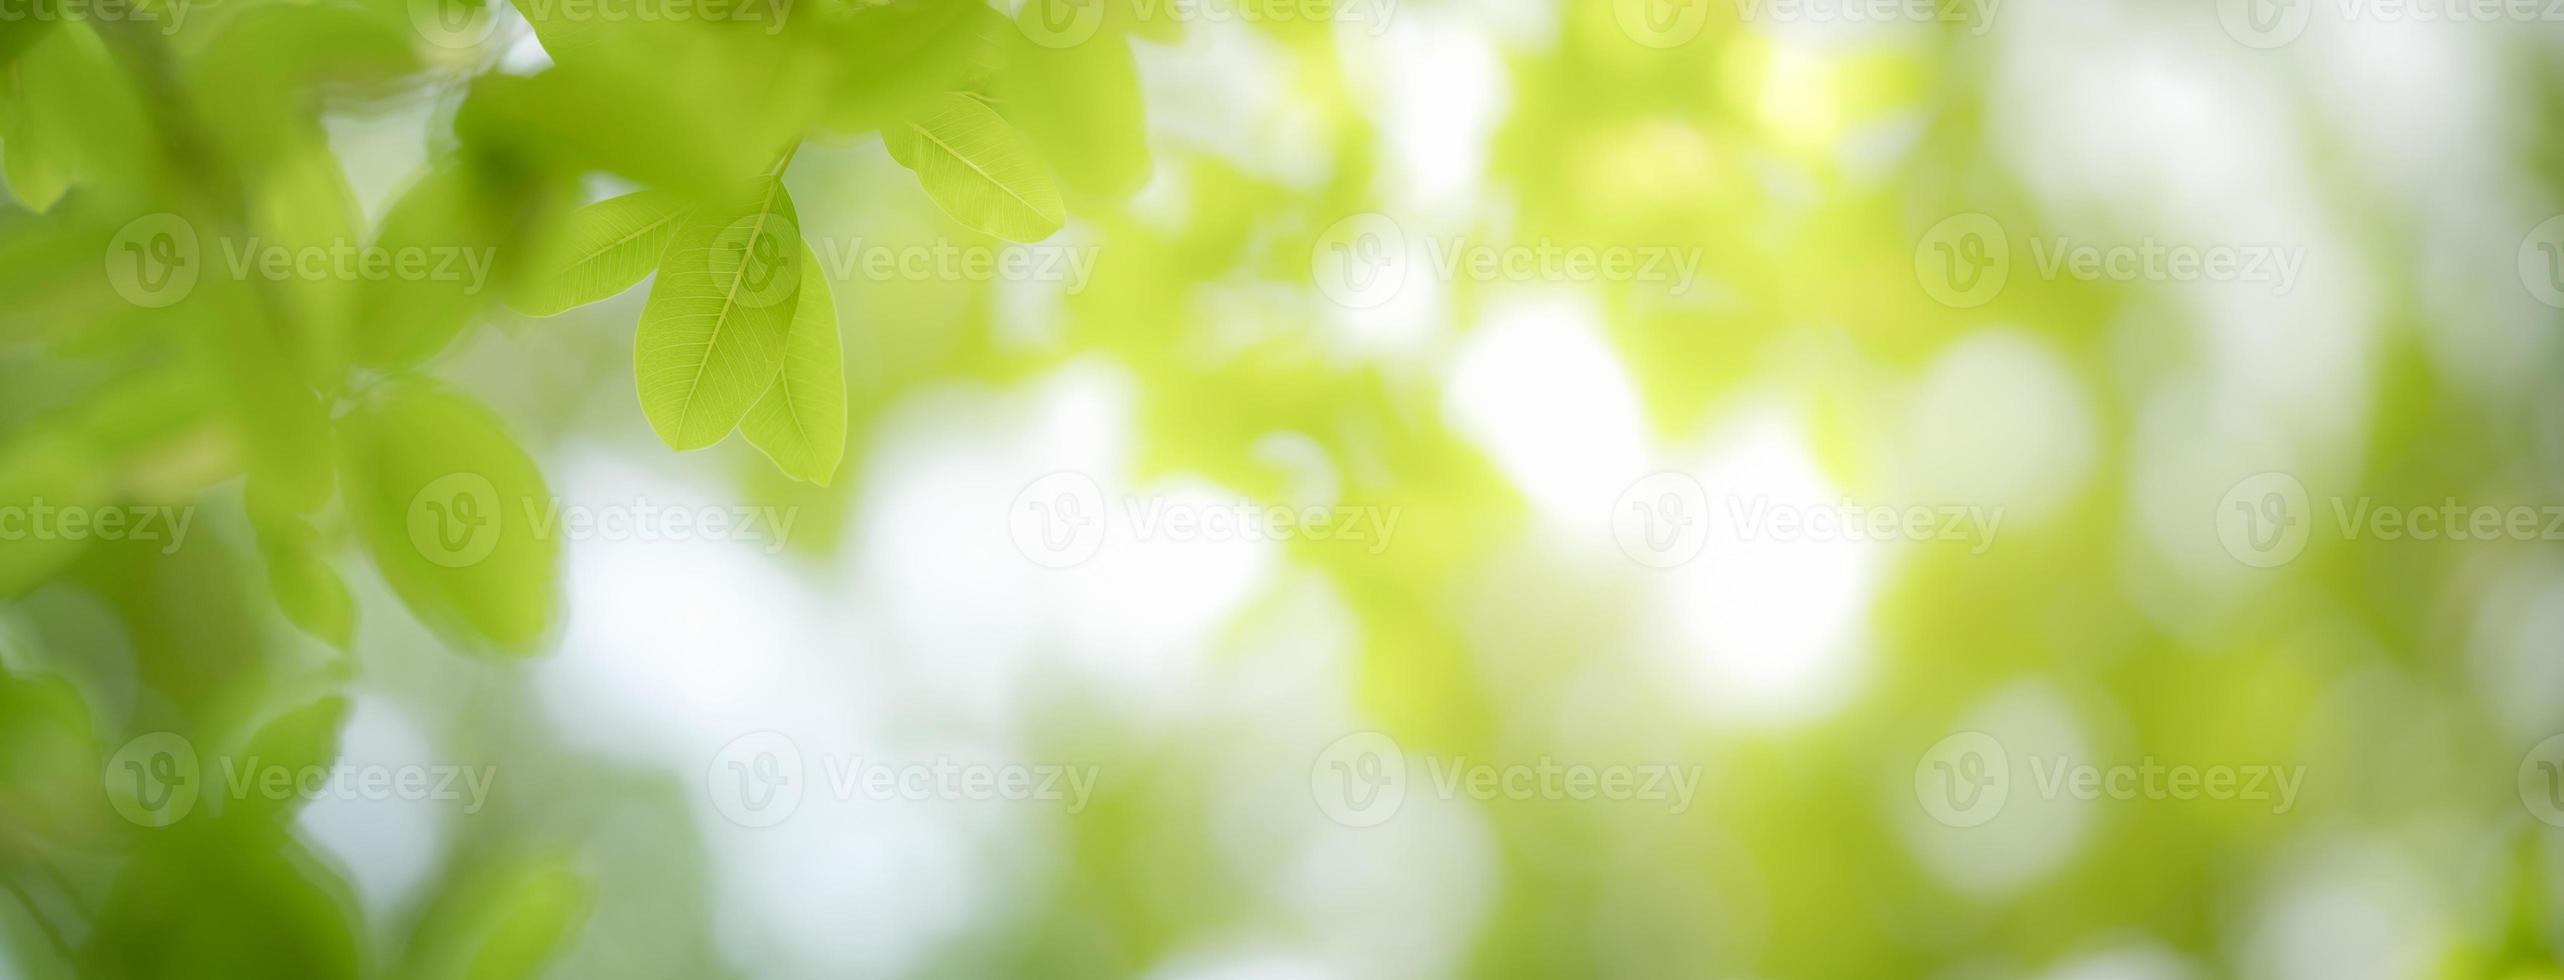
[6,0,2564,976]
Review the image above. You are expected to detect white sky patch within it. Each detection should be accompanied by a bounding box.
[1902,330,2098,525]
[2467,556,2564,742]
[1654,406,1877,728]
[294,694,446,924]
[2038,942,2203,980]
[1336,6,1507,221]
[2236,840,2448,980]
[1442,291,1649,521]
[1133,21,1333,190]
[1992,0,2380,482]
[1900,679,2097,897]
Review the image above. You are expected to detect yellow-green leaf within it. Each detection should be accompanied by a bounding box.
[509,189,691,317]
[742,243,844,487]
[888,94,1066,243]
[634,178,803,451]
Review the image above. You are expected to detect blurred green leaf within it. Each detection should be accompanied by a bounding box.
[85,828,363,979]
[339,381,559,655]
[634,177,802,451]
[222,695,349,823]
[397,851,594,980]
[991,19,1151,202]
[0,22,150,211]
[888,92,1065,242]
[741,242,845,486]
[350,162,545,369]
[817,0,1007,134]
[255,517,357,653]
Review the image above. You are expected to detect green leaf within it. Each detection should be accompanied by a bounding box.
[888,93,1066,243]
[994,13,1153,201]
[634,178,803,451]
[396,852,594,980]
[0,22,150,212]
[818,0,1009,134]
[508,189,691,317]
[0,62,69,212]
[351,166,506,368]
[224,696,350,823]
[256,517,357,653]
[340,381,559,655]
[741,243,845,487]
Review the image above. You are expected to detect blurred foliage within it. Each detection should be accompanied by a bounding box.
[0,0,2561,977]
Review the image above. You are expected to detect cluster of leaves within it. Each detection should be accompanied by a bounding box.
[0,0,1155,655]
[0,0,1153,976]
